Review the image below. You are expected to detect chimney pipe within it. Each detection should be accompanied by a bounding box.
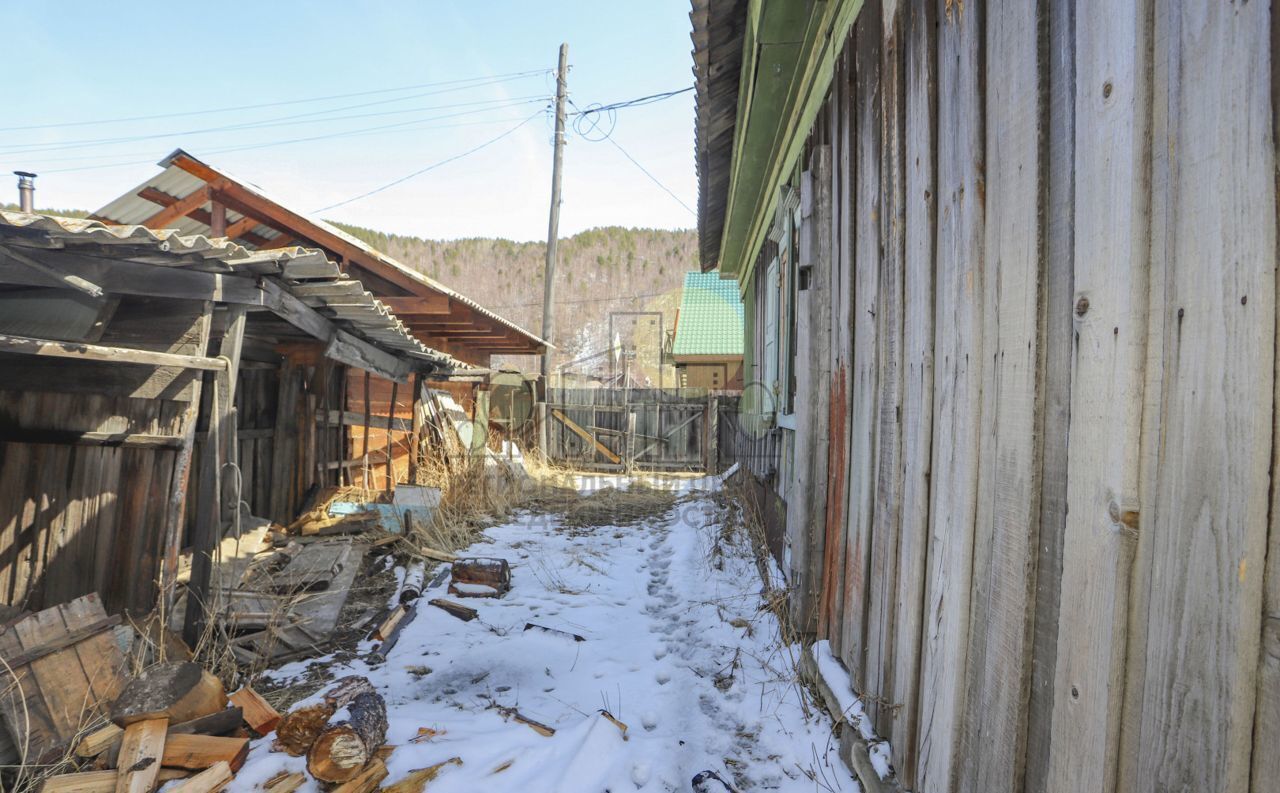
[14,171,36,213]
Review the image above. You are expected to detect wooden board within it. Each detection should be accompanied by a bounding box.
[1119,3,1275,791]
[1044,1,1146,791]
[840,0,882,688]
[959,2,1047,791]
[866,0,905,733]
[115,718,168,793]
[913,2,985,790]
[0,593,126,763]
[887,0,937,783]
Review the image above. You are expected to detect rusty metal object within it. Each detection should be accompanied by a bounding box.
[448,557,511,598]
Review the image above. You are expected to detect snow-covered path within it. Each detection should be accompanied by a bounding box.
[234,480,857,792]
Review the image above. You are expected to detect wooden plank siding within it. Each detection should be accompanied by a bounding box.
[724,0,1276,790]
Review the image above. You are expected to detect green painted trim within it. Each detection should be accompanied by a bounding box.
[718,0,864,287]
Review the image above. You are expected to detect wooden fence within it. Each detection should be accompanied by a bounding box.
[545,388,732,472]
[745,2,1278,792]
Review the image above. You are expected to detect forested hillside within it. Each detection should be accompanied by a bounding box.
[332,223,697,371]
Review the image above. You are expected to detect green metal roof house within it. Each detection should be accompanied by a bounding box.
[669,271,743,390]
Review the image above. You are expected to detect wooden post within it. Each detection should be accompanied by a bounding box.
[209,201,227,237]
[409,373,424,484]
[184,307,246,646]
[706,395,719,475]
[385,379,399,493]
[338,365,350,486]
[539,43,569,388]
[217,306,247,534]
[161,303,212,613]
[624,411,637,473]
[361,371,372,491]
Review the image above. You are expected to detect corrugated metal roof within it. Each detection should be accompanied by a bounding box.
[93,150,550,350]
[0,210,477,372]
[671,270,743,357]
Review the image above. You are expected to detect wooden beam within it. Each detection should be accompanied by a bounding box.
[0,427,185,448]
[319,409,411,433]
[378,295,451,315]
[141,186,210,229]
[0,333,228,370]
[223,215,260,241]
[0,243,104,297]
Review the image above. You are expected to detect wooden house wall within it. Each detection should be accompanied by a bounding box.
[755,1,1278,791]
[0,297,208,615]
[346,370,416,493]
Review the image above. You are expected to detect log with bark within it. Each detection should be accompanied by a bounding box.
[306,690,389,783]
[272,675,384,764]
[110,662,227,726]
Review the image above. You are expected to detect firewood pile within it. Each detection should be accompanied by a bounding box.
[36,660,278,792]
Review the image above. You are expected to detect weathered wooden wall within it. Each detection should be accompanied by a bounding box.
[0,297,209,614]
[760,1,1279,791]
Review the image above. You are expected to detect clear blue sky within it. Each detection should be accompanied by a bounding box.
[1,1,696,241]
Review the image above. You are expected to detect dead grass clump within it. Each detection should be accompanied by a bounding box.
[525,482,680,530]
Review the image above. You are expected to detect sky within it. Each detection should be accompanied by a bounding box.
[0,1,697,241]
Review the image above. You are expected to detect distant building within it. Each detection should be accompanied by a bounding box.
[667,271,743,390]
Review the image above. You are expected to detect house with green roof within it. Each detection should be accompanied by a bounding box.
[668,271,743,390]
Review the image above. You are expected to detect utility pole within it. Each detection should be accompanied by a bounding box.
[540,43,565,391]
[539,42,568,457]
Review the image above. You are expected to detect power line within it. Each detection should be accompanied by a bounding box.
[567,86,693,117]
[0,82,548,156]
[605,137,695,216]
[28,101,549,174]
[0,68,549,133]
[313,110,547,213]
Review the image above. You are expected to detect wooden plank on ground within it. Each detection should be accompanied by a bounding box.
[913,2,985,790]
[115,718,168,793]
[888,0,937,784]
[1044,1,1145,792]
[1118,3,1275,792]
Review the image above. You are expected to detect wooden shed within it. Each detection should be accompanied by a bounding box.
[693,1,1278,792]
[0,211,460,629]
[87,150,551,498]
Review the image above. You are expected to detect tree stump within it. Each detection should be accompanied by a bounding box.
[110,662,227,726]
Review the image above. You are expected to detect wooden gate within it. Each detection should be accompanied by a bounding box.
[545,388,720,472]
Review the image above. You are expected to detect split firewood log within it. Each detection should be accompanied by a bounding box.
[272,675,380,756]
[110,662,227,726]
[273,703,335,756]
[306,691,389,783]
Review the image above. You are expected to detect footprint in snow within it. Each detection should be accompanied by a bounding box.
[655,670,671,685]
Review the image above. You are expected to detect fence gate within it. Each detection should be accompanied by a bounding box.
[545,388,722,472]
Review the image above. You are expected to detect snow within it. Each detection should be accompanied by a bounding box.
[239,478,857,792]
[810,640,892,781]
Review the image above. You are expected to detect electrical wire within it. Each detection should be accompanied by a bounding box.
[28,101,549,174]
[0,81,548,156]
[312,109,547,213]
[567,97,694,216]
[0,68,549,133]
